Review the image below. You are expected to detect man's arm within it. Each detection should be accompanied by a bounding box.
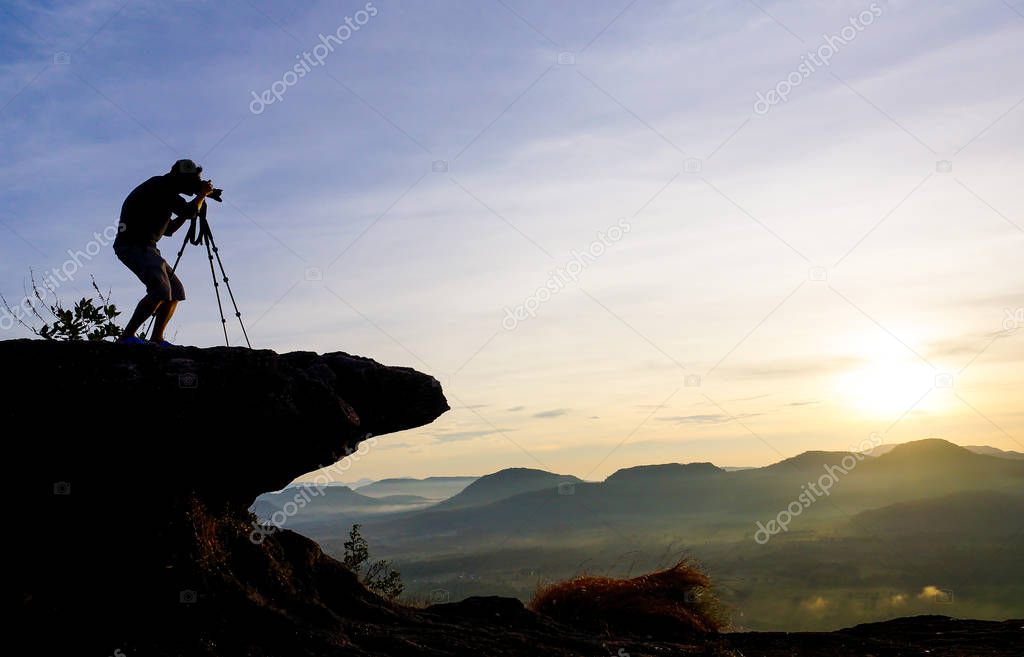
[163,215,188,238]
[164,181,215,236]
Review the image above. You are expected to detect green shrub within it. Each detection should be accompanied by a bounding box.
[2,273,123,341]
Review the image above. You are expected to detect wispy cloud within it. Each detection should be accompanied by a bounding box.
[719,357,863,379]
[431,429,514,443]
[658,413,762,425]
[376,441,414,450]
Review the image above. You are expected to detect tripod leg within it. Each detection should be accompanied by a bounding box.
[204,236,230,346]
[207,235,252,349]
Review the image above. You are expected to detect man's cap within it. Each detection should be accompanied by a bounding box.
[170,159,202,176]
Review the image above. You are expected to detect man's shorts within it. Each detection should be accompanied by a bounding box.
[114,243,186,302]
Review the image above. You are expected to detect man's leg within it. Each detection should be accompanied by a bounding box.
[121,297,162,340]
[150,300,178,342]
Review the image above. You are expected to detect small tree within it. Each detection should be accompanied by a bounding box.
[342,524,405,600]
[342,523,370,572]
[1,272,124,341]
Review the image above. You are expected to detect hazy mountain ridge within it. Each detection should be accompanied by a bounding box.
[282,439,1017,524]
[848,490,1024,536]
[281,439,1024,546]
[253,485,436,522]
[429,467,583,511]
[605,462,724,485]
[355,475,478,499]
[963,445,1024,459]
[353,439,1024,544]
[866,442,1024,460]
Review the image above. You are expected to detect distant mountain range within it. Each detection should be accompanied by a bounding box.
[355,476,477,500]
[272,440,1020,518]
[866,443,1024,460]
[265,440,1024,540]
[253,485,435,523]
[296,439,1022,551]
[265,438,1024,631]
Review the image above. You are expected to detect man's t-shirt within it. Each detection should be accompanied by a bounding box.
[115,175,198,248]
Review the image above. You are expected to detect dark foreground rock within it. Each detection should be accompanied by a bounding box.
[6,339,1021,656]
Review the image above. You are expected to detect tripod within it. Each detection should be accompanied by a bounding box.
[146,202,251,348]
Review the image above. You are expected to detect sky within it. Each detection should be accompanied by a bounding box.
[1,0,1022,483]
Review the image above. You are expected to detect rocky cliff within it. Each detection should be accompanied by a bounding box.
[9,339,451,655]
[7,339,1020,656]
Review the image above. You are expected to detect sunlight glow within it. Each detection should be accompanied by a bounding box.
[835,359,939,417]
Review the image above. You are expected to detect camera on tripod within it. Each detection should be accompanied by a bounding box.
[196,179,223,202]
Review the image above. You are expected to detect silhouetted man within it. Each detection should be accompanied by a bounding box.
[114,159,213,345]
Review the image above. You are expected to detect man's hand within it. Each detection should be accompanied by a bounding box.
[190,179,214,216]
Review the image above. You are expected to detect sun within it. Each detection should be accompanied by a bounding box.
[835,359,938,417]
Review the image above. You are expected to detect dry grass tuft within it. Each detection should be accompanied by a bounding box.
[529,560,728,637]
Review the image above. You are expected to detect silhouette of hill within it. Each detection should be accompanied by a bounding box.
[431,467,582,511]
[356,475,477,500]
[848,490,1024,536]
[963,445,1024,460]
[761,450,864,473]
[867,441,1024,460]
[875,438,973,461]
[605,462,724,485]
[857,440,1024,493]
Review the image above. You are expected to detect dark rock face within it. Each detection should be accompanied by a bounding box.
[7,339,449,655]
[3,340,448,506]
[7,339,1021,656]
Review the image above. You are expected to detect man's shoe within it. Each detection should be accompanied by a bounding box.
[116,336,148,345]
[150,339,175,347]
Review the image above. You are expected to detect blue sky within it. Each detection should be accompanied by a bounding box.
[2,0,1022,481]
